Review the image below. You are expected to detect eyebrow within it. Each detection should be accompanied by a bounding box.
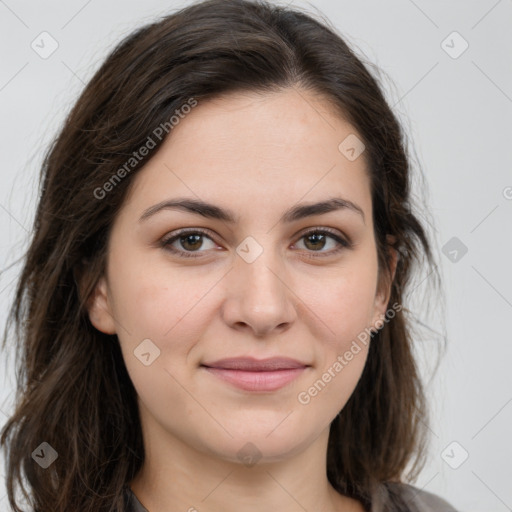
[139,197,365,225]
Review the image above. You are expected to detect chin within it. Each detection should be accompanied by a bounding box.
[200,427,313,466]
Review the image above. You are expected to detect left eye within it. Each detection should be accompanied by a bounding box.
[161,228,350,258]
[162,230,218,256]
[293,230,347,253]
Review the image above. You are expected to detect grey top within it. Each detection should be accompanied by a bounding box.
[400,484,458,511]
[124,483,457,511]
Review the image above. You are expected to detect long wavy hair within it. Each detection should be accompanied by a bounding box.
[1,0,443,510]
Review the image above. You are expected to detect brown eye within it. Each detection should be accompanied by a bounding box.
[303,232,328,251]
[294,229,350,256]
[161,229,218,258]
[179,233,204,251]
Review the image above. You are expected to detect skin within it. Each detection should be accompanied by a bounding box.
[88,87,397,512]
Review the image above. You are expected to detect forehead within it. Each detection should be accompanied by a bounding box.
[123,88,372,222]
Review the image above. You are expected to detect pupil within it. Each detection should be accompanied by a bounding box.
[305,233,325,250]
[182,234,202,250]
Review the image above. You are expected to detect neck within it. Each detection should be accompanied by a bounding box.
[129,421,361,512]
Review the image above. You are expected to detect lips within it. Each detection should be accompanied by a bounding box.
[200,357,309,392]
[201,357,308,371]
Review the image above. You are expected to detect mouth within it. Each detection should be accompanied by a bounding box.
[200,357,310,392]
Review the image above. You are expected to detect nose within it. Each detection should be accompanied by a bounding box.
[221,250,297,338]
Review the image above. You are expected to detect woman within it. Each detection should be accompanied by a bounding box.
[1,0,457,511]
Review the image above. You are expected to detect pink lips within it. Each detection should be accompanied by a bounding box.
[201,357,309,392]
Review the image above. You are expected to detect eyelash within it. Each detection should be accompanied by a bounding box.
[160,227,352,259]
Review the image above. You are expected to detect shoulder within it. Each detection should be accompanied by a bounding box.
[398,483,458,512]
[123,485,149,512]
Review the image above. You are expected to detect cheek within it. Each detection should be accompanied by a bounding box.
[109,251,209,340]
[296,324,370,424]
[329,285,376,342]
[108,255,219,389]
[310,262,378,346]
[298,257,376,408]
[110,265,202,419]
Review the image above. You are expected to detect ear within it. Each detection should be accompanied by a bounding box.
[86,275,117,335]
[370,236,399,329]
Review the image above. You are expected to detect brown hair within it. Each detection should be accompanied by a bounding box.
[1,1,443,510]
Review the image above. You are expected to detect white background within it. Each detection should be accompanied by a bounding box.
[0,1,511,511]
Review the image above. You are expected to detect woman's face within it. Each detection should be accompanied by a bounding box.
[89,87,395,464]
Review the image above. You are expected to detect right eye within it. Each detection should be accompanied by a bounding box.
[160,228,220,258]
